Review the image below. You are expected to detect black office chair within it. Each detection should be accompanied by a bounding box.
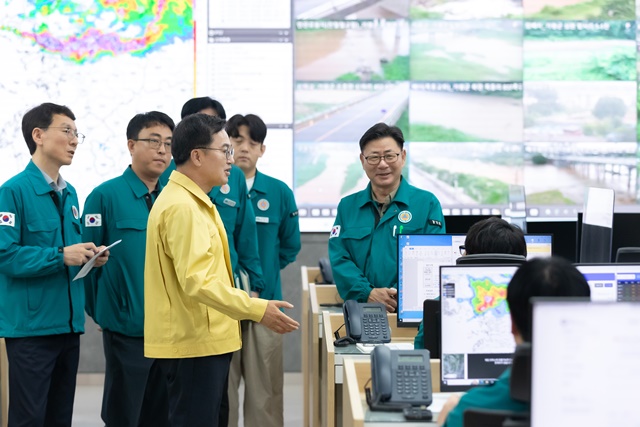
[615,247,640,263]
[455,254,527,265]
[463,344,531,427]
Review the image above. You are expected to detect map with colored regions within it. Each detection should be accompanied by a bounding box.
[469,277,509,317]
[0,1,194,204]
[441,269,516,354]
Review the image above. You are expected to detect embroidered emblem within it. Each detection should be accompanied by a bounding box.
[257,199,269,211]
[330,225,341,238]
[0,212,15,227]
[85,214,102,227]
[398,210,412,223]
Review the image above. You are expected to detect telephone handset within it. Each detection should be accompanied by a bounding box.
[343,300,391,344]
[367,346,433,412]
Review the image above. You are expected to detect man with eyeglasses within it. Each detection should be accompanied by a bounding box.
[160,98,266,305]
[0,102,110,426]
[82,111,175,427]
[145,114,299,426]
[329,122,445,312]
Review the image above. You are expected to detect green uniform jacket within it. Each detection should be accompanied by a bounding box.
[248,171,301,300]
[0,161,84,337]
[161,161,265,293]
[329,178,445,302]
[442,369,529,427]
[83,166,159,337]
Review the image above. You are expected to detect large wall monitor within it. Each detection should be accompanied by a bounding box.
[2,1,640,231]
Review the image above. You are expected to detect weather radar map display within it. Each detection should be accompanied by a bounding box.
[0,0,193,204]
[440,264,518,390]
[2,0,640,232]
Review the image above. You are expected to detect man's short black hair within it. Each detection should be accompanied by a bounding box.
[172,114,226,166]
[465,217,527,257]
[359,122,404,152]
[181,97,227,120]
[507,257,590,342]
[126,111,175,140]
[226,114,267,144]
[22,103,76,155]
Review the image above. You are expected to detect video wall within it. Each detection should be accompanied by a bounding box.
[1,0,640,232]
[293,0,640,230]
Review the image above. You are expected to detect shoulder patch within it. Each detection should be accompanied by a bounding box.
[428,219,443,228]
[330,225,341,238]
[85,214,102,227]
[0,212,15,227]
[290,210,299,218]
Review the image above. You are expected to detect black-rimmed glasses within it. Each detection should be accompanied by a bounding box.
[363,152,400,165]
[133,138,171,150]
[45,127,85,144]
[195,146,234,160]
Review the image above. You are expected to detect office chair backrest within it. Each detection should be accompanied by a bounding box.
[615,247,640,263]
[456,254,527,265]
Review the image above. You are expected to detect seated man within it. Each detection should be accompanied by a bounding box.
[414,217,527,348]
[437,256,591,427]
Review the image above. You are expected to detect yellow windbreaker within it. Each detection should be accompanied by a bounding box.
[144,171,268,358]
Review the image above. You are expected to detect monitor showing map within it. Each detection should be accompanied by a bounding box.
[439,264,519,392]
[397,234,552,327]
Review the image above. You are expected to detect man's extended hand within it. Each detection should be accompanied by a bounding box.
[367,287,397,313]
[259,300,300,334]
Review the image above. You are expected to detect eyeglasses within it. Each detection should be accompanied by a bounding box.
[459,245,467,256]
[195,146,234,160]
[134,138,171,150]
[45,127,85,144]
[363,152,401,165]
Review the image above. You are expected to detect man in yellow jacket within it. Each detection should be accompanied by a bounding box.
[144,113,299,427]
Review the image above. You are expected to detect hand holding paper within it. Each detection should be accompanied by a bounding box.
[73,239,121,281]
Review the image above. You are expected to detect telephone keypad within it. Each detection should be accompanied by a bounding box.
[362,312,389,342]
[395,366,430,400]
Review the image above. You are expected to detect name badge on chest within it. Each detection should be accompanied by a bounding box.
[256,216,269,224]
[223,198,236,207]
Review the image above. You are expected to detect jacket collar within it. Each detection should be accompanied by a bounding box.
[354,177,410,209]
[123,166,161,199]
[25,160,62,196]
[250,170,267,195]
[168,170,214,208]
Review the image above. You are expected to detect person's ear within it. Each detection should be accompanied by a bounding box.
[127,139,136,156]
[32,127,45,147]
[190,149,203,167]
[260,144,266,157]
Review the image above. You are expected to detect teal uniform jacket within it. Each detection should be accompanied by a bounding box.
[160,161,266,293]
[248,171,301,300]
[0,161,84,337]
[442,368,529,427]
[329,178,445,302]
[82,166,160,337]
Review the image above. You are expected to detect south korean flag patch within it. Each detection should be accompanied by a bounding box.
[330,225,340,238]
[0,212,15,227]
[85,214,102,227]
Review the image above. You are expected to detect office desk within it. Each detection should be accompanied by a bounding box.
[322,312,425,427]
[343,359,452,427]
[308,283,343,427]
[1,338,8,427]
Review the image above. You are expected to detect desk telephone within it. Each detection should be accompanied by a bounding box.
[340,300,391,345]
[367,345,433,414]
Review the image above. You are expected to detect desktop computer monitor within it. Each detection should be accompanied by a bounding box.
[439,264,520,392]
[575,264,640,302]
[531,300,640,427]
[396,234,552,327]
